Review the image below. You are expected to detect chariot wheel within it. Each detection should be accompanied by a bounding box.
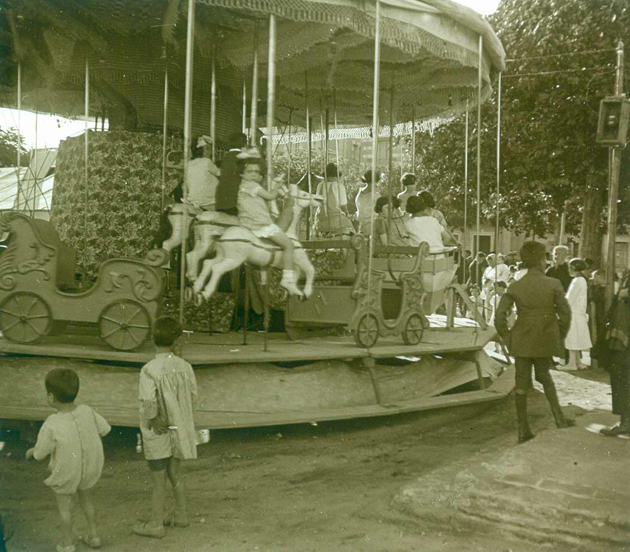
[0,292,52,344]
[402,314,424,346]
[98,299,151,351]
[354,313,379,348]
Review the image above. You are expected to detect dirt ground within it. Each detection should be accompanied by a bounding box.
[0,363,615,552]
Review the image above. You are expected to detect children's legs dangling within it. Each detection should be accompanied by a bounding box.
[54,493,75,547]
[269,232,302,296]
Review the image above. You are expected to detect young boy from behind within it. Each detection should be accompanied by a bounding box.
[495,241,574,444]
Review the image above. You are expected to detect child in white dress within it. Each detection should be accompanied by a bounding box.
[237,154,303,295]
[564,258,592,370]
[133,316,198,539]
[26,369,111,552]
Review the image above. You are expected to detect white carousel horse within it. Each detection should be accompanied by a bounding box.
[193,186,323,302]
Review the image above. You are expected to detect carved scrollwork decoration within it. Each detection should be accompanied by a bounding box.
[103,267,162,302]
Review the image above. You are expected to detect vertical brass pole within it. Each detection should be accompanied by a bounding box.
[475,35,482,258]
[387,78,394,230]
[249,26,259,146]
[495,72,502,258]
[161,48,169,219]
[84,55,90,283]
[463,101,469,273]
[210,43,217,160]
[266,14,277,190]
[242,79,247,133]
[333,89,340,167]
[410,105,416,172]
[305,72,312,239]
[179,0,195,325]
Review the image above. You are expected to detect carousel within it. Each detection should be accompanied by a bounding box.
[0,0,512,430]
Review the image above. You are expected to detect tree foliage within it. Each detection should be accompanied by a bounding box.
[416,0,630,260]
[0,127,29,167]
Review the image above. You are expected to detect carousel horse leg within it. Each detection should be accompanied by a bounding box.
[200,258,243,301]
[162,210,192,253]
[262,268,269,352]
[194,249,223,296]
[186,224,216,282]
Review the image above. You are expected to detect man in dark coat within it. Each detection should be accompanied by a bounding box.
[215,132,248,216]
[546,244,572,292]
[599,273,630,436]
[495,241,574,443]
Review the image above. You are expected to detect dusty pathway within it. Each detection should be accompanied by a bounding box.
[1,367,618,552]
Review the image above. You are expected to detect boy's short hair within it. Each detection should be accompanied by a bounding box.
[495,281,507,289]
[569,258,587,272]
[362,170,383,184]
[520,241,547,269]
[374,195,400,213]
[325,163,340,178]
[45,368,79,403]
[400,173,416,187]
[406,194,427,214]
[153,316,183,347]
[418,190,436,209]
[228,132,248,149]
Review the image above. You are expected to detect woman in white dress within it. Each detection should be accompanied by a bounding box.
[564,258,592,369]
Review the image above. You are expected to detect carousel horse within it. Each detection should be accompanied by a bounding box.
[193,185,323,302]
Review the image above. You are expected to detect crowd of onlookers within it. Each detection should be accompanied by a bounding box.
[458,245,621,368]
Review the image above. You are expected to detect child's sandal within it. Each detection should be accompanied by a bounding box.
[133,521,165,539]
[56,545,76,552]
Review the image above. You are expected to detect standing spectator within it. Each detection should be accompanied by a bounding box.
[590,269,608,354]
[506,250,518,267]
[356,170,382,235]
[133,316,198,538]
[563,259,592,370]
[546,245,572,292]
[456,249,473,286]
[495,240,574,444]
[483,253,510,284]
[396,173,418,214]
[215,132,248,216]
[468,252,488,287]
[599,273,630,436]
[25,369,111,551]
[316,163,354,237]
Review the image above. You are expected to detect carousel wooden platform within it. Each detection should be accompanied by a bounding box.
[0,316,513,430]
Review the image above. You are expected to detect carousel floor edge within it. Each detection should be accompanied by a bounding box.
[0,326,497,365]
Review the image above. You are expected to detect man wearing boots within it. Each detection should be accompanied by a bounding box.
[495,241,575,444]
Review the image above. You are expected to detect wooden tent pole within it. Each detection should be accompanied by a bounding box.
[266,14,277,190]
[210,42,217,160]
[84,55,90,283]
[249,25,259,146]
[180,0,195,325]
[161,48,169,219]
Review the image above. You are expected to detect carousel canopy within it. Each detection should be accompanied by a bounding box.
[0,0,505,137]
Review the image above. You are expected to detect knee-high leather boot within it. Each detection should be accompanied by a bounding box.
[515,393,534,444]
[540,375,575,428]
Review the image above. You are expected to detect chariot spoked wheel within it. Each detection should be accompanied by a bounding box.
[0,292,52,344]
[403,314,424,346]
[354,313,379,348]
[98,299,151,351]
